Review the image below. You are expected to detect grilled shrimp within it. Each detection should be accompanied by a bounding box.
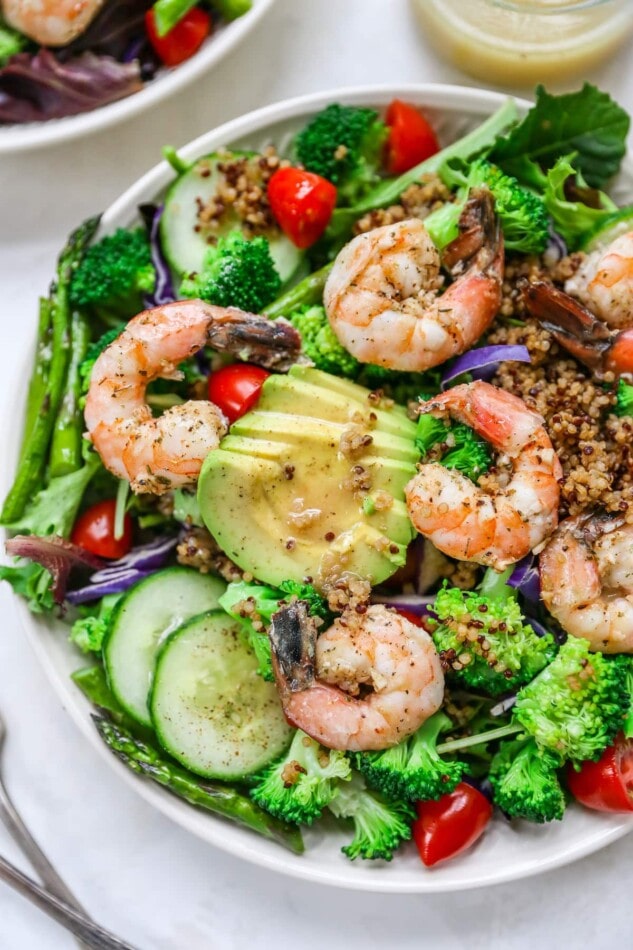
[84,300,301,495]
[2,0,105,46]
[323,188,504,372]
[540,513,633,653]
[523,279,633,377]
[405,381,562,571]
[565,231,633,330]
[269,601,444,751]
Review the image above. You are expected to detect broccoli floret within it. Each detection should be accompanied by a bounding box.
[514,638,630,765]
[356,364,435,407]
[78,324,126,394]
[250,730,351,825]
[415,399,492,483]
[424,159,549,255]
[328,771,414,861]
[286,305,360,378]
[70,593,122,654]
[0,18,27,65]
[430,569,557,697]
[615,378,633,418]
[295,104,388,205]
[357,712,467,802]
[180,231,281,313]
[69,228,155,319]
[219,579,331,680]
[489,737,566,823]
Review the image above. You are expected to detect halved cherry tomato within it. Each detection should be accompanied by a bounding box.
[393,608,426,628]
[267,167,337,249]
[413,782,492,867]
[567,734,633,813]
[71,500,133,560]
[385,100,440,175]
[208,363,270,424]
[145,7,211,68]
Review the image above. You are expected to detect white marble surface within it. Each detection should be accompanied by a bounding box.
[0,1,632,947]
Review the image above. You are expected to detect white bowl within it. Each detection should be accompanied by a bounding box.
[8,83,633,892]
[0,0,276,154]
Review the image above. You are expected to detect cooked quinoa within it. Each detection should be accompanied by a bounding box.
[487,255,633,522]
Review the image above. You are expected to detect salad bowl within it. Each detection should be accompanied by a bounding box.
[5,82,633,893]
[0,0,276,155]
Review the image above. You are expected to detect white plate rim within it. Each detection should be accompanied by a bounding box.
[0,0,276,155]
[7,81,633,893]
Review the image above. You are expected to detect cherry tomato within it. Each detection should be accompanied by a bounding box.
[267,167,337,249]
[393,607,426,628]
[145,7,211,68]
[71,500,133,560]
[208,363,270,424]
[567,734,633,813]
[385,100,440,175]
[413,782,492,867]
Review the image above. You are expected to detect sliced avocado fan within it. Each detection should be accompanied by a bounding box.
[198,366,419,590]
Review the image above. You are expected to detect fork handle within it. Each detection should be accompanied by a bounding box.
[0,782,88,914]
[0,854,138,950]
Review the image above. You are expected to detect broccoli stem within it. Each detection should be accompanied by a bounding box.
[1,217,100,523]
[113,479,130,541]
[329,99,519,235]
[478,566,513,600]
[93,715,304,854]
[19,298,53,467]
[49,311,91,478]
[263,263,333,319]
[437,723,522,755]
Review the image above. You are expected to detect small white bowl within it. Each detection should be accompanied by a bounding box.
[0,0,276,154]
[7,83,633,892]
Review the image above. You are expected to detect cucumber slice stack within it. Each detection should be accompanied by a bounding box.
[102,567,291,779]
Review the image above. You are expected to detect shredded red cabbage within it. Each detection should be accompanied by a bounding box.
[139,204,176,307]
[0,50,143,124]
[66,536,178,604]
[5,535,103,605]
[507,554,540,604]
[371,593,435,617]
[440,344,531,390]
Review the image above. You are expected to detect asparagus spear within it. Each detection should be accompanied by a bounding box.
[19,298,53,466]
[1,217,100,522]
[93,715,305,854]
[263,263,333,319]
[49,311,91,478]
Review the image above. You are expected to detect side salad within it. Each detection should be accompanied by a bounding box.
[0,0,252,124]
[3,82,633,869]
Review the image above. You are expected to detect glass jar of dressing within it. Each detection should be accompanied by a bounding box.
[411,0,633,86]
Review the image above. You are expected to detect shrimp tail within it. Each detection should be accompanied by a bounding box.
[442,187,503,276]
[205,309,303,371]
[521,279,623,375]
[269,602,317,692]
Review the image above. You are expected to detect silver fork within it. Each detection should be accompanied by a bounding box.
[0,711,138,949]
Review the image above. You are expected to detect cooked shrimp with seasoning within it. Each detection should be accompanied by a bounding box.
[565,231,633,330]
[269,601,444,751]
[540,513,633,653]
[84,299,301,494]
[1,0,105,46]
[405,381,562,571]
[323,188,504,372]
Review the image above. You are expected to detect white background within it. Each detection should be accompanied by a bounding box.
[0,0,632,947]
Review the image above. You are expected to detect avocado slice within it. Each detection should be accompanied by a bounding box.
[198,366,419,589]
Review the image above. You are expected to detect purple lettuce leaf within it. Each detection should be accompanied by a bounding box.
[57,0,159,79]
[5,535,103,605]
[0,49,143,124]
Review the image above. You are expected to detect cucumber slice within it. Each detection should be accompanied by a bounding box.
[161,151,303,283]
[150,611,291,780]
[103,567,226,727]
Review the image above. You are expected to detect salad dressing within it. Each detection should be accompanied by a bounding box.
[411,0,633,85]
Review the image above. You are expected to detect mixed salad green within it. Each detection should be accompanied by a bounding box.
[0,0,252,125]
[2,82,633,869]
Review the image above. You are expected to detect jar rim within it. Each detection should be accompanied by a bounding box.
[492,0,616,12]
